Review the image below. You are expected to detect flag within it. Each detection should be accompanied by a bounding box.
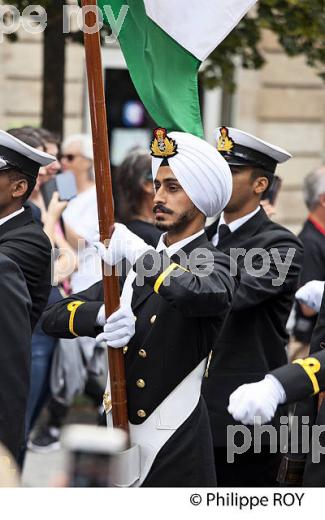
[98,0,256,137]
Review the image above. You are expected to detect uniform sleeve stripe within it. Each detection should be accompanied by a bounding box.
[293,357,321,395]
[67,301,85,337]
[154,262,188,294]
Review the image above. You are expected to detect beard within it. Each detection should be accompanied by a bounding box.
[155,207,198,233]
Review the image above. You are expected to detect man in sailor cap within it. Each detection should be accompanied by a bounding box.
[42,129,239,486]
[202,127,303,486]
[0,129,55,459]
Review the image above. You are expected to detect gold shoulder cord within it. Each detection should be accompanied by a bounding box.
[67,301,85,337]
[154,263,188,294]
[293,357,321,395]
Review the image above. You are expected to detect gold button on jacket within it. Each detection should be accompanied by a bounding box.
[138,349,147,358]
[150,315,157,324]
[123,346,128,354]
[136,379,145,388]
[137,409,146,418]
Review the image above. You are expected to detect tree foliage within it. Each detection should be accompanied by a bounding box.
[203,0,325,91]
[4,0,325,127]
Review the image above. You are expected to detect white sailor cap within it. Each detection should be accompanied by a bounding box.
[0,129,55,178]
[215,127,292,174]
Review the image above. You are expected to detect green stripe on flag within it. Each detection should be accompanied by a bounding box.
[98,0,203,137]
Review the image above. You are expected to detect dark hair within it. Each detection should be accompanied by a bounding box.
[7,126,60,154]
[250,167,273,197]
[6,169,36,203]
[37,128,61,150]
[7,127,45,150]
[115,149,152,224]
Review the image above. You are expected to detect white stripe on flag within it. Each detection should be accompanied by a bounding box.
[144,0,257,61]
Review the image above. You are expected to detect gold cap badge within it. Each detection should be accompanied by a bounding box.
[217,126,235,153]
[150,128,178,159]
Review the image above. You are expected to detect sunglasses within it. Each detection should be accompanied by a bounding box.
[61,154,82,162]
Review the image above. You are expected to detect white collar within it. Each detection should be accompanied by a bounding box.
[219,205,260,232]
[0,207,24,227]
[156,229,205,257]
[212,206,260,246]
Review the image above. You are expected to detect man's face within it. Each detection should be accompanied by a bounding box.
[0,172,13,210]
[153,166,200,232]
[225,165,267,213]
[0,170,26,215]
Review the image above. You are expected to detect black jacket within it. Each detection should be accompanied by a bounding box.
[273,291,325,486]
[202,207,303,446]
[0,207,51,458]
[43,232,238,421]
[0,254,32,458]
[42,232,238,485]
[0,207,52,330]
[294,218,325,343]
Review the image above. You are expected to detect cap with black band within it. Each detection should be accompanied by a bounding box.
[215,126,292,174]
[0,129,55,178]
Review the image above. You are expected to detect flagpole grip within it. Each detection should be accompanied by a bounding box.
[81,0,130,440]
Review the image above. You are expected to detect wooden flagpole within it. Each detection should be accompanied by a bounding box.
[81,0,129,440]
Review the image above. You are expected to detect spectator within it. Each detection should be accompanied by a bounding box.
[291,165,325,360]
[115,148,162,247]
[60,134,101,292]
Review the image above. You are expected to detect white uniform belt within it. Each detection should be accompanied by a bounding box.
[107,357,207,487]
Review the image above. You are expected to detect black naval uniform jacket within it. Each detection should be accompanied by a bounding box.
[293,218,325,343]
[0,207,52,459]
[0,206,52,330]
[202,207,303,447]
[0,254,32,459]
[42,232,238,486]
[272,291,325,486]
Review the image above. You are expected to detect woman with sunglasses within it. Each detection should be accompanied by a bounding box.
[60,134,101,293]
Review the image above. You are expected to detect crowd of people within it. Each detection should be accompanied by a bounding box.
[0,122,325,487]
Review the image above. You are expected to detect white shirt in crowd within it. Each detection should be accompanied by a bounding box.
[63,185,102,292]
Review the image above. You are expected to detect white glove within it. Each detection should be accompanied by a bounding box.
[96,305,136,348]
[94,223,153,266]
[295,280,325,313]
[227,375,287,425]
[96,304,106,327]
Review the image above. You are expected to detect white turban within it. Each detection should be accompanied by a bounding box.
[151,132,232,218]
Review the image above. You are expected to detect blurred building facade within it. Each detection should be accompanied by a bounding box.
[0,15,324,233]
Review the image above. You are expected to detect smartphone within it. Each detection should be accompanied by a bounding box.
[62,424,127,487]
[56,172,78,202]
[262,175,282,205]
[40,172,78,208]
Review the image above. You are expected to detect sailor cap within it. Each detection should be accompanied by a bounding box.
[215,127,292,174]
[0,129,56,178]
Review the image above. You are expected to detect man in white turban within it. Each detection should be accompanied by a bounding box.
[42,129,237,487]
[151,129,232,218]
